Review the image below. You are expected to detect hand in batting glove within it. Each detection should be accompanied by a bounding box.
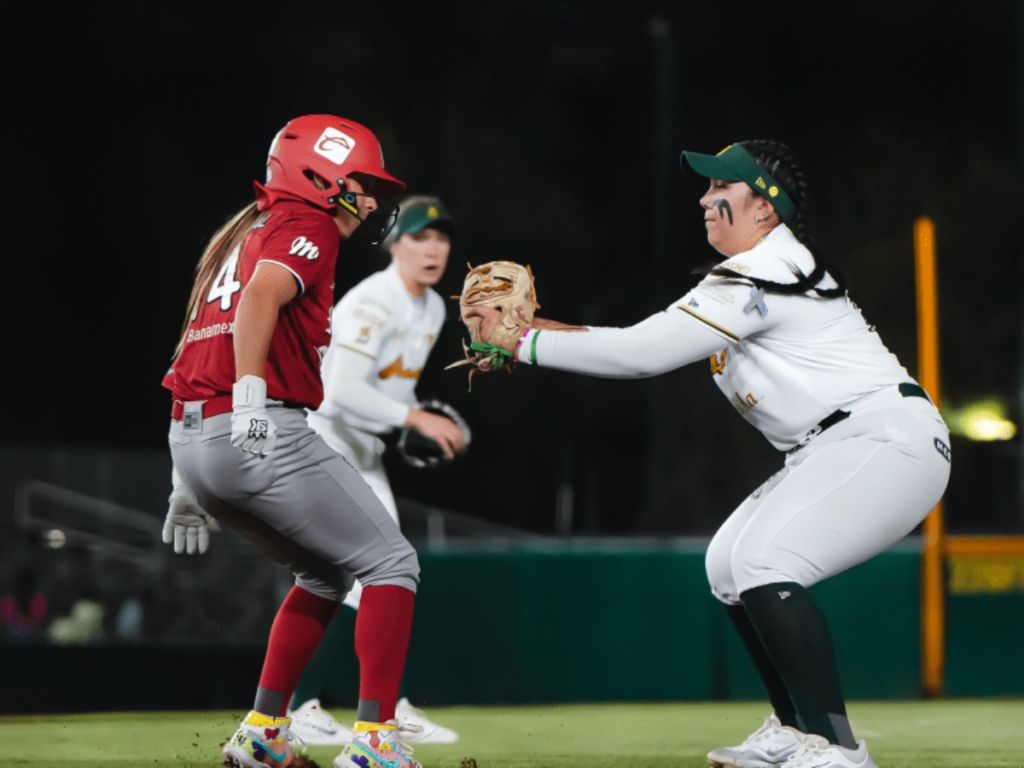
[231,375,278,457]
[162,466,219,555]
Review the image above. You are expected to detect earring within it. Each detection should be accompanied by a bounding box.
[755,213,770,223]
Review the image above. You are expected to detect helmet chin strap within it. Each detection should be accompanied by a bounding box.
[331,178,361,217]
[329,178,400,244]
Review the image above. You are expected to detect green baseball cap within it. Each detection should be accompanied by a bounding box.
[680,143,795,222]
[393,195,457,238]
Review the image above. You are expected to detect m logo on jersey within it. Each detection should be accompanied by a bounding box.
[290,236,320,260]
[314,127,356,165]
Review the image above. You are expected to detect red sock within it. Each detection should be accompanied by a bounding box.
[258,586,339,716]
[355,585,415,722]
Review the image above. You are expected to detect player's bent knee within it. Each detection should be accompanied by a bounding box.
[710,582,741,606]
[293,575,346,602]
[359,544,420,594]
[706,544,740,605]
[732,554,811,595]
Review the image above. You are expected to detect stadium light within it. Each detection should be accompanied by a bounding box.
[943,399,1018,441]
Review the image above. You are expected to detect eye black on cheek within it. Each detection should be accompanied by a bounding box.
[714,198,734,225]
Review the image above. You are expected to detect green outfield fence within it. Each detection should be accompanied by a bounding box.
[5,538,1023,714]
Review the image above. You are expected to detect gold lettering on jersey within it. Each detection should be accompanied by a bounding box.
[710,349,728,375]
[731,391,759,416]
[719,262,751,275]
[356,326,371,344]
[379,356,421,380]
[353,308,386,327]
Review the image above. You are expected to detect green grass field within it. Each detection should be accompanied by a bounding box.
[3,700,1021,768]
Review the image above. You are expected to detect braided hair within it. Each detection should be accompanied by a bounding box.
[702,140,847,299]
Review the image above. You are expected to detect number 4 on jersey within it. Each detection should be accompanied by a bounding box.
[207,246,242,311]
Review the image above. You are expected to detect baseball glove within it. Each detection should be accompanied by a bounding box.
[446,261,539,387]
[397,400,471,468]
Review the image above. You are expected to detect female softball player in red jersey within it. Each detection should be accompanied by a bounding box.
[163,114,427,768]
[467,140,951,768]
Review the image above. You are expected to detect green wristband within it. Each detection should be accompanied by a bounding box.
[470,341,514,367]
[530,330,541,364]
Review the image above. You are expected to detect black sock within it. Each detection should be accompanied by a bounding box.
[253,687,288,720]
[725,604,799,728]
[356,699,380,723]
[741,582,856,750]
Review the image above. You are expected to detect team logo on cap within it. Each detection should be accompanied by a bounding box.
[769,186,779,197]
[314,127,357,165]
[427,205,439,219]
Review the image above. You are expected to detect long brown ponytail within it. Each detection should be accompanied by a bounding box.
[173,202,262,360]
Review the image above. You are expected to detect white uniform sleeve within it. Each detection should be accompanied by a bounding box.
[525,305,734,378]
[321,345,411,428]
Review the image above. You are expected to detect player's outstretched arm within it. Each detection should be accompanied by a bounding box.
[531,317,589,332]
[462,307,587,352]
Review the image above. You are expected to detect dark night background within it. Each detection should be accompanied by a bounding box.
[9,1,1023,536]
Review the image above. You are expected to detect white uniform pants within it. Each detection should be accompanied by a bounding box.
[307,414,399,610]
[706,393,951,604]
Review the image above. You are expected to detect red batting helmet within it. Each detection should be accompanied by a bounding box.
[260,115,406,214]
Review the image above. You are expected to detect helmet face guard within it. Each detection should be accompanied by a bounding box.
[350,196,400,245]
[263,115,406,213]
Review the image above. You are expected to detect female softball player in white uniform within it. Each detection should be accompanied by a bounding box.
[163,114,427,768]
[288,196,464,745]
[467,140,951,768]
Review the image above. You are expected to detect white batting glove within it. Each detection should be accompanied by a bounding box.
[231,375,278,457]
[162,466,219,555]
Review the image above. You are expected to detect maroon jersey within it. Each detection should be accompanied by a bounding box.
[165,197,340,410]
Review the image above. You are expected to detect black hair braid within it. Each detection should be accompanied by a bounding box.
[701,139,847,298]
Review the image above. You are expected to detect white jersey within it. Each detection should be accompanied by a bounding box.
[312,261,446,436]
[681,225,911,449]
[525,225,915,451]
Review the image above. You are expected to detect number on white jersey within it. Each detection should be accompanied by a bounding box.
[207,246,242,311]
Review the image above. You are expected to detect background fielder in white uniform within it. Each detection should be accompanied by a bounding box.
[469,141,950,768]
[292,195,465,745]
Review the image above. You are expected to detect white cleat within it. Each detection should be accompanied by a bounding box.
[708,714,808,767]
[287,699,353,746]
[395,697,460,744]
[778,735,878,768]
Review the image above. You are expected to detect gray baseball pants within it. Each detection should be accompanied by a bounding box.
[168,404,419,601]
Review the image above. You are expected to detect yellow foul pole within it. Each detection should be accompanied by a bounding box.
[914,216,944,697]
